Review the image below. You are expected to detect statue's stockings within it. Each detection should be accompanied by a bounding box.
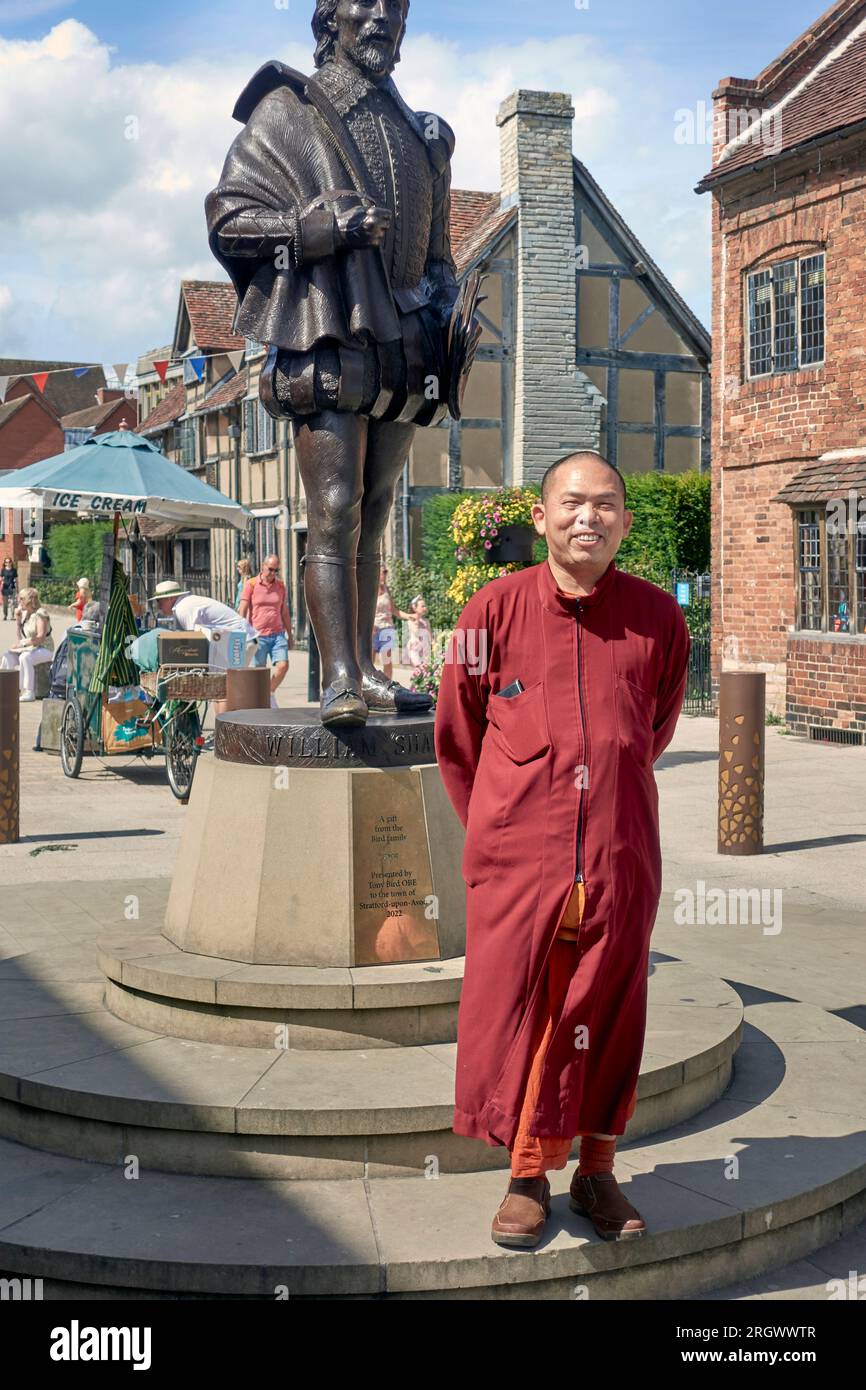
[293,410,416,693]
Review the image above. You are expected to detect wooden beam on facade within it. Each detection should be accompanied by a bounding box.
[619,303,656,347]
[577,347,703,374]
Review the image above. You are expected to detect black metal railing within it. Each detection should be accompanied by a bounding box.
[670,569,713,714]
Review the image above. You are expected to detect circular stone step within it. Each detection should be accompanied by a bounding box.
[0,1000,862,1300]
[0,945,742,1180]
[97,936,463,1049]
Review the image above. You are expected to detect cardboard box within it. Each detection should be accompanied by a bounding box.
[102,687,153,754]
[203,628,248,670]
[157,632,210,667]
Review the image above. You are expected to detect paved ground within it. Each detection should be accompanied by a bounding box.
[1,605,864,1299]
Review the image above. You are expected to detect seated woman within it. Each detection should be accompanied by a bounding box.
[0,587,55,701]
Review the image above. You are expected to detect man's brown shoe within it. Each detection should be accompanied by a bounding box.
[569,1171,646,1241]
[491,1176,551,1248]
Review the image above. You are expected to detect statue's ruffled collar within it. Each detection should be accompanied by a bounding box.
[314,58,401,115]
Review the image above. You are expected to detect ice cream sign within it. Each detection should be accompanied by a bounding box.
[48,493,148,514]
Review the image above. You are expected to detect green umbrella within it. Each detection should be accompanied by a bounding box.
[90,560,138,694]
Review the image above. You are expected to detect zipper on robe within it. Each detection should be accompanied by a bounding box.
[574,600,587,885]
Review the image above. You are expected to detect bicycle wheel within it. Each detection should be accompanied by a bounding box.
[59,699,85,778]
[165,709,200,802]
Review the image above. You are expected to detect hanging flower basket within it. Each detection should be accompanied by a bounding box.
[486,523,537,565]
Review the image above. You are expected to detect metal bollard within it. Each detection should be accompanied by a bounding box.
[0,669,20,844]
[718,671,765,855]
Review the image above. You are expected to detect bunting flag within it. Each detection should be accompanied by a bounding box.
[0,347,250,397]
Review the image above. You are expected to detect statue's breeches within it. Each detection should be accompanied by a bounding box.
[269,303,448,428]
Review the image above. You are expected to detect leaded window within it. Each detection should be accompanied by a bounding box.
[795,504,865,635]
[797,510,822,630]
[746,253,825,378]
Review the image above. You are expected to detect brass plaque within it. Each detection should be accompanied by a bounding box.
[352,770,441,966]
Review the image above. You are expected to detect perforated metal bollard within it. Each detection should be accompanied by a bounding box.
[0,670,20,844]
[718,672,765,856]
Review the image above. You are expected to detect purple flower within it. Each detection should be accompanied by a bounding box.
[484,539,492,549]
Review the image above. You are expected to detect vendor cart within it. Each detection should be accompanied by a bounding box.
[0,424,250,803]
[59,627,222,802]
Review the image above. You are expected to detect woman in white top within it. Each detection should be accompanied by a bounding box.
[0,587,54,701]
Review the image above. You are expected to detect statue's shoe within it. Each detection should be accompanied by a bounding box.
[320,680,368,728]
[360,673,434,714]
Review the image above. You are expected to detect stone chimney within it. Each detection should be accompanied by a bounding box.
[496,90,602,484]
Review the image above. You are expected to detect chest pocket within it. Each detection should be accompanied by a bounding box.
[486,681,551,763]
[614,671,656,768]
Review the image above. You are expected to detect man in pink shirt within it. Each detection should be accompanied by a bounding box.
[239,554,293,700]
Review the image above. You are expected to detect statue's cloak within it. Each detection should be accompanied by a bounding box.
[205,60,455,353]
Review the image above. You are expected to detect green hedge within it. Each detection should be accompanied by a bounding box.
[420,492,466,579]
[45,521,111,587]
[617,471,711,575]
[35,578,79,606]
[386,557,459,632]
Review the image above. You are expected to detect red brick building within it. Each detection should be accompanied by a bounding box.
[0,393,63,560]
[0,361,116,562]
[698,0,866,739]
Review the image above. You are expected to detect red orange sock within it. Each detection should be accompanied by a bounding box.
[577,1134,617,1176]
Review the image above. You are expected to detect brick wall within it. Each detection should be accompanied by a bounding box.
[0,394,63,472]
[786,636,866,735]
[708,124,866,725]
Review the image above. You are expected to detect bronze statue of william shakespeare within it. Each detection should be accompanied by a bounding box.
[205,0,482,727]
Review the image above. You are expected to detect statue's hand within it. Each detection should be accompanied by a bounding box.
[335,202,392,250]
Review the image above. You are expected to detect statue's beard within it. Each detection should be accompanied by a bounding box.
[348,34,399,77]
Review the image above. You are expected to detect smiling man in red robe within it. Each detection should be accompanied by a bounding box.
[434,451,691,1247]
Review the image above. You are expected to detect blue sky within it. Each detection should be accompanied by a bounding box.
[0,0,828,365]
[0,0,823,72]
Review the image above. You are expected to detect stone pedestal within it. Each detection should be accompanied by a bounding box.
[163,709,466,968]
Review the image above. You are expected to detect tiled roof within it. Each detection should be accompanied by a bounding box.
[773,450,866,503]
[135,516,184,540]
[0,360,105,419]
[0,397,29,431]
[191,368,249,415]
[450,190,516,272]
[699,6,866,189]
[135,381,186,436]
[61,399,129,431]
[180,281,244,352]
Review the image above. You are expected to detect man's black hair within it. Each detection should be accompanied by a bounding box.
[540,451,627,507]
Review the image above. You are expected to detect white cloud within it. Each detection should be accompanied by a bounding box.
[0,19,711,361]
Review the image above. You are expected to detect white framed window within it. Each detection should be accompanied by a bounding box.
[177,417,197,469]
[243,396,276,456]
[746,252,825,378]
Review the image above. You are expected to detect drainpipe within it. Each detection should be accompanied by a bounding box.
[227,413,242,564]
